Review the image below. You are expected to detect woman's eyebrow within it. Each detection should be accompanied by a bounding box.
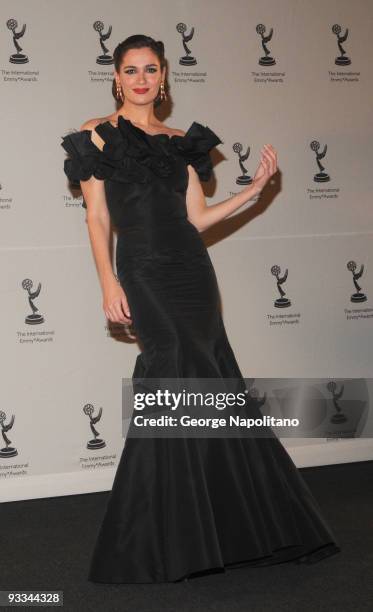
[123,63,158,68]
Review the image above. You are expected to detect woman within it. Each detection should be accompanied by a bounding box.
[61,34,341,584]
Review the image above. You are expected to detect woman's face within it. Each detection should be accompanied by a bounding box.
[115,46,165,105]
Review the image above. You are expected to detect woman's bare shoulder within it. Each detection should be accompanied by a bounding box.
[79,117,103,132]
[79,118,106,150]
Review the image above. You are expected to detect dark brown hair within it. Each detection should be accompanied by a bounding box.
[111,34,167,107]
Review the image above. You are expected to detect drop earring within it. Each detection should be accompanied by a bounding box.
[160,81,167,102]
[116,81,123,101]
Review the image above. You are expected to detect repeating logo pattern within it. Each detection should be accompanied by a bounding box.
[0,12,370,481]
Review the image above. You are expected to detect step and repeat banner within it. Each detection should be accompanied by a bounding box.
[1,0,373,501]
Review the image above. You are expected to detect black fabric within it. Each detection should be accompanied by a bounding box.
[61,117,341,583]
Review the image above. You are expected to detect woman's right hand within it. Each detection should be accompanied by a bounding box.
[103,277,132,326]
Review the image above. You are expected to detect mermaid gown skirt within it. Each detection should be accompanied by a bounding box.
[61,116,341,583]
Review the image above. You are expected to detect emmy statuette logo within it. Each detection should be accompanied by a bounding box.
[271,265,291,308]
[6,18,28,64]
[256,24,276,66]
[233,142,253,185]
[347,260,367,303]
[176,22,197,65]
[0,411,18,458]
[326,381,347,425]
[22,278,44,325]
[84,403,106,450]
[93,21,113,65]
[310,140,330,183]
[332,24,351,66]
[274,379,367,438]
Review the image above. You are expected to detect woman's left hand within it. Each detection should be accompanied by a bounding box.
[251,144,278,194]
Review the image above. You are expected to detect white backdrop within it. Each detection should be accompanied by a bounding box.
[1,0,373,502]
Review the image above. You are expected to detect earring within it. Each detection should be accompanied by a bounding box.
[116,81,123,101]
[160,81,167,102]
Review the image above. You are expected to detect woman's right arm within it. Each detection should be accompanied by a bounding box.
[78,120,132,326]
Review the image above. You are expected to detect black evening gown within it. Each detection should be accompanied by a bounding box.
[61,116,341,583]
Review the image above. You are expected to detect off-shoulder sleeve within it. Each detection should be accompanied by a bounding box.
[172,122,223,181]
[61,130,105,187]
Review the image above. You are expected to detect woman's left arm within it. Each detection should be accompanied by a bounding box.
[186,144,277,233]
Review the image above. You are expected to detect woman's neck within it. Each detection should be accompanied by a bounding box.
[116,104,159,128]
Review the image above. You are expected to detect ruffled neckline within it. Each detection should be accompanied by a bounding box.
[61,116,222,185]
[91,115,212,152]
[99,115,184,142]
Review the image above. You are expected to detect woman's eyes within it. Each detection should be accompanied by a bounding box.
[124,68,157,74]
